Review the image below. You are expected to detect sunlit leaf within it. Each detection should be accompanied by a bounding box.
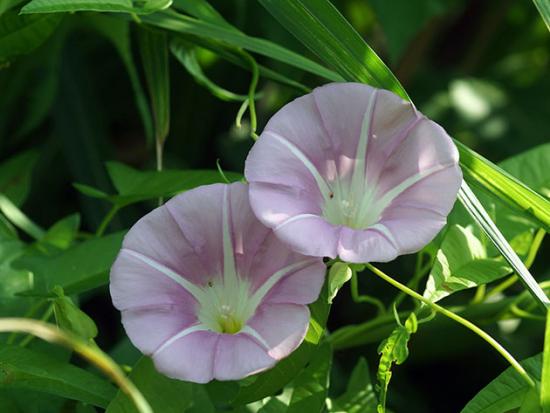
[424,225,511,303]
[327,262,352,304]
[330,358,377,413]
[21,0,172,15]
[461,354,542,413]
[532,0,550,31]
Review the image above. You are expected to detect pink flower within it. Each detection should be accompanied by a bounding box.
[110,183,325,383]
[245,83,462,263]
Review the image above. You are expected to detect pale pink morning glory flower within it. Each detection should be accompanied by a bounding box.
[245,83,462,263]
[110,183,325,383]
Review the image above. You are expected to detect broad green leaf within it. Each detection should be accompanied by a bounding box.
[327,262,352,304]
[14,231,124,296]
[498,143,550,199]
[457,141,550,233]
[106,356,194,413]
[286,342,332,413]
[257,0,408,99]
[0,0,26,16]
[461,354,542,413]
[39,213,80,250]
[423,225,511,303]
[533,0,550,31]
[376,313,417,413]
[52,287,98,341]
[74,163,243,207]
[84,15,153,143]
[520,387,543,413]
[543,311,550,412]
[0,150,38,206]
[141,10,342,82]
[0,345,116,408]
[330,358,377,413]
[138,26,170,146]
[171,40,248,102]
[21,0,172,15]
[0,10,61,62]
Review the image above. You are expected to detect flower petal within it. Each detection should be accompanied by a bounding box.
[337,226,398,263]
[213,334,275,381]
[274,214,340,258]
[246,303,310,360]
[152,330,219,384]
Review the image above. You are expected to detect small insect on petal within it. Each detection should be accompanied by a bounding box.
[245,82,462,263]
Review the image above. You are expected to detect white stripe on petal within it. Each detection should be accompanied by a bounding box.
[274,213,321,231]
[376,163,453,210]
[350,89,377,193]
[153,323,210,356]
[249,259,315,309]
[267,131,332,199]
[122,248,204,301]
[240,325,270,350]
[222,186,239,290]
[368,223,398,249]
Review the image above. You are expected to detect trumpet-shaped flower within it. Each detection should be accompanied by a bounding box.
[110,183,325,383]
[245,83,462,263]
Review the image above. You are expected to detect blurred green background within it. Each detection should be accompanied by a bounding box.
[1,0,548,411]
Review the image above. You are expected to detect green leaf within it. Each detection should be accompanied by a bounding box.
[171,40,248,102]
[138,25,170,146]
[106,356,194,413]
[286,342,332,413]
[457,141,550,233]
[141,10,342,82]
[14,231,124,296]
[376,313,416,413]
[257,0,408,99]
[461,354,542,413]
[0,150,39,206]
[21,0,172,15]
[533,0,550,31]
[327,262,352,304]
[0,194,44,240]
[0,10,62,62]
[542,311,550,413]
[52,287,98,341]
[423,225,511,303]
[330,358,377,413]
[40,213,80,250]
[0,345,116,408]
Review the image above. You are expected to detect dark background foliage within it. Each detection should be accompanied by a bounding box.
[1,0,548,411]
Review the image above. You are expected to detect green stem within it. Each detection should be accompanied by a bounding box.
[6,299,47,345]
[95,205,120,237]
[156,139,165,206]
[20,303,54,347]
[488,228,546,298]
[350,269,386,315]
[393,252,431,308]
[238,50,259,140]
[366,263,536,388]
[0,319,152,413]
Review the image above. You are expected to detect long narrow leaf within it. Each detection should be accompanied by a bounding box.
[533,0,550,31]
[458,182,549,310]
[258,0,409,99]
[140,10,342,82]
